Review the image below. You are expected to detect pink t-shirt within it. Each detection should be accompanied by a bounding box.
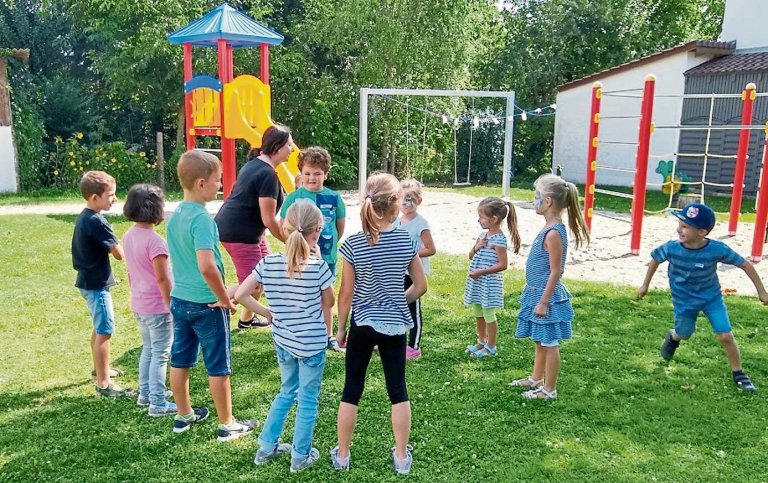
[123,226,172,314]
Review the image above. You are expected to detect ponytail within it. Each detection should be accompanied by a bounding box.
[360,196,383,246]
[565,181,590,249]
[282,200,324,277]
[284,229,311,278]
[360,173,401,246]
[505,201,521,254]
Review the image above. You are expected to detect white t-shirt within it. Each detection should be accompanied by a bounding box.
[394,214,431,276]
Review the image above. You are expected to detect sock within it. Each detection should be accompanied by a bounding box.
[176,411,195,422]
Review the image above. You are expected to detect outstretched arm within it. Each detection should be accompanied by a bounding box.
[740,260,768,304]
[637,259,661,299]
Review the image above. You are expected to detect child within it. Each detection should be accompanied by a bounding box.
[236,200,335,473]
[72,170,129,397]
[331,173,427,475]
[512,174,589,400]
[122,183,176,416]
[280,146,346,352]
[393,179,436,360]
[166,150,255,441]
[464,197,521,358]
[637,202,768,393]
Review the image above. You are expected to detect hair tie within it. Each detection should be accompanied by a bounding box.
[297,226,304,233]
[504,204,510,218]
[365,193,373,200]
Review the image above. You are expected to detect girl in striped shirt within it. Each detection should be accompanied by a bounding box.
[331,173,427,476]
[512,174,589,401]
[464,197,521,358]
[235,200,335,473]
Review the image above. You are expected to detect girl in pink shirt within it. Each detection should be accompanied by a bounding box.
[123,184,176,416]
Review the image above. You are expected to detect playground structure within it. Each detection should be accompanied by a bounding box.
[582,75,768,262]
[167,4,299,198]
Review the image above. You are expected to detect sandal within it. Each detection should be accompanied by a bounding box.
[511,376,544,388]
[465,339,485,354]
[733,372,756,393]
[472,343,497,359]
[522,387,557,400]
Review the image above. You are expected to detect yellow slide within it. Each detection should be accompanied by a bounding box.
[223,75,299,193]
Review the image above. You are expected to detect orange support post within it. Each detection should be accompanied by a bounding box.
[728,83,757,236]
[218,39,236,199]
[183,43,195,151]
[630,74,656,255]
[260,43,270,85]
[751,125,768,263]
[583,82,602,233]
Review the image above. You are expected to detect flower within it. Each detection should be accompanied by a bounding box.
[111,158,116,163]
[54,136,62,144]
[53,170,59,176]
[139,151,146,157]
[68,151,74,157]
[75,132,83,139]
[79,167,83,171]
[70,161,75,166]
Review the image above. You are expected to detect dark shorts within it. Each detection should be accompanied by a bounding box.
[169,297,232,377]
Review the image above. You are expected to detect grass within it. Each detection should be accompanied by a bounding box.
[2,214,768,481]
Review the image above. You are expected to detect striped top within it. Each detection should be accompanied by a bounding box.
[463,231,507,308]
[651,239,744,309]
[339,229,419,335]
[253,254,335,358]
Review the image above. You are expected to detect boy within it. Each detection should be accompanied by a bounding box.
[167,150,255,441]
[72,171,129,397]
[637,203,768,393]
[280,146,346,351]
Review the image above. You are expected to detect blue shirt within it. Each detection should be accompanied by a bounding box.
[339,229,418,335]
[651,239,744,309]
[280,187,346,268]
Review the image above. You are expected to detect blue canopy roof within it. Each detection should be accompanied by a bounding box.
[167,3,284,48]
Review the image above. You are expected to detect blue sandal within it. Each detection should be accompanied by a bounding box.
[472,343,497,359]
[465,339,485,355]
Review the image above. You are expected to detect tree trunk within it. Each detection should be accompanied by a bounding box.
[176,104,185,149]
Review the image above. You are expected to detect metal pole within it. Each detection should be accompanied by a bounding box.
[728,82,756,236]
[583,81,602,233]
[502,93,515,198]
[751,126,768,263]
[359,88,369,200]
[630,74,656,255]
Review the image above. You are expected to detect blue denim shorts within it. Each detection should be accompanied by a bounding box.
[79,288,115,335]
[674,299,731,338]
[169,297,232,377]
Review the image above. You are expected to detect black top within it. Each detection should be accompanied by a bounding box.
[215,158,283,244]
[72,208,119,290]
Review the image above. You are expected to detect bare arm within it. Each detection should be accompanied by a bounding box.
[336,217,346,240]
[196,249,234,310]
[321,286,335,311]
[336,259,354,347]
[151,255,172,310]
[110,243,124,261]
[234,273,272,320]
[470,245,508,279]
[405,254,428,304]
[469,235,487,260]
[259,197,285,243]
[637,259,661,299]
[740,260,768,304]
[418,229,436,258]
[533,230,562,316]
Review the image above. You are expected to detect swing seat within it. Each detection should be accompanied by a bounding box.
[453,182,472,187]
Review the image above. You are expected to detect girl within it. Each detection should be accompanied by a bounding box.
[393,179,436,360]
[235,200,335,473]
[464,197,521,358]
[512,174,589,400]
[331,173,427,476]
[122,184,176,416]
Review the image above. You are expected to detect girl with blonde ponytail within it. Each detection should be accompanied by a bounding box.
[512,174,589,401]
[235,200,335,472]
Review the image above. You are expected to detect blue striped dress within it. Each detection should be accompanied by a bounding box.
[515,224,574,344]
[339,229,419,335]
[463,231,507,309]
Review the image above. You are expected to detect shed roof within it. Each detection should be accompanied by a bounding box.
[685,51,768,76]
[167,3,284,48]
[557,40,735,92]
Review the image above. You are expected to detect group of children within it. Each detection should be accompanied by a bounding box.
[72,145,768,474]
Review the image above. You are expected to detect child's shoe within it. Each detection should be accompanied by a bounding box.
[290,448,320,473]
[522,387,557,400]
[405,346,421,360]
[392,445,414,475]
[217,418,257,442]
[465,339,484,355]
[148,400,178,417]
[96,383,135,398]
[137,389,173,407]
[330,446,350,470]
[173,407,209,434]
[327,336,342,352]
[472,343,497,359]
[254,442,292,465]
[511,376,544,388]
[660,330,680,361]
[733,370,757,393]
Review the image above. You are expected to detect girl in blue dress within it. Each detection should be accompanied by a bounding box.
[464,197,521,358]
[513,174,589,400]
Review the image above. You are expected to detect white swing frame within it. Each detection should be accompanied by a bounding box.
[358,88,516,199]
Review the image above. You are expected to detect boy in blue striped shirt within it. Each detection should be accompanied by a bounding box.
[638,203,768,393]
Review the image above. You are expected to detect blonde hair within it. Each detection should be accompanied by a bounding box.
[534,173,590,249]
[400,178,423,204]
[177,150,221,190]
[79,171,115,199]
[283,200,324,277]
[361,172,401,245]
[478,197,521,254]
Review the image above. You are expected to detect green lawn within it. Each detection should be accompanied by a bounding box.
[1,214,768,480]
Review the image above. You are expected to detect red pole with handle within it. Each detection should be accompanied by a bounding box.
[728,83,756,236]
[583,81,602,233]
[630,74,656,255]
[751,125,768,263]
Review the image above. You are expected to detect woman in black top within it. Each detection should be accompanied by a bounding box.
[215,124,293,329]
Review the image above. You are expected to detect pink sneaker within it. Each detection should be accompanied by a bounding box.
[405,346,421,360]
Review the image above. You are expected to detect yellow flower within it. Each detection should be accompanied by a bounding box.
[68,151,74,157]
[111,158,116,163]
[79,167,83,171]
[70,161,75,166]
[75,132,83,139]
[139,151,146,157]
[53,170,59,176]
[86,160,90,165]
[54,136,62,144]
[151,163,157,168]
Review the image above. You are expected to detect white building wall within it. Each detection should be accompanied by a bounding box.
[553,51,717,190]
[722,0,768,52]
[0,126,19,193]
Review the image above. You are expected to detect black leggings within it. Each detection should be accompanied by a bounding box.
[404,275,423,349]
[341,315,408,406]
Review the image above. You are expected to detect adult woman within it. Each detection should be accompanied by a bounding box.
[215,124,293,329]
